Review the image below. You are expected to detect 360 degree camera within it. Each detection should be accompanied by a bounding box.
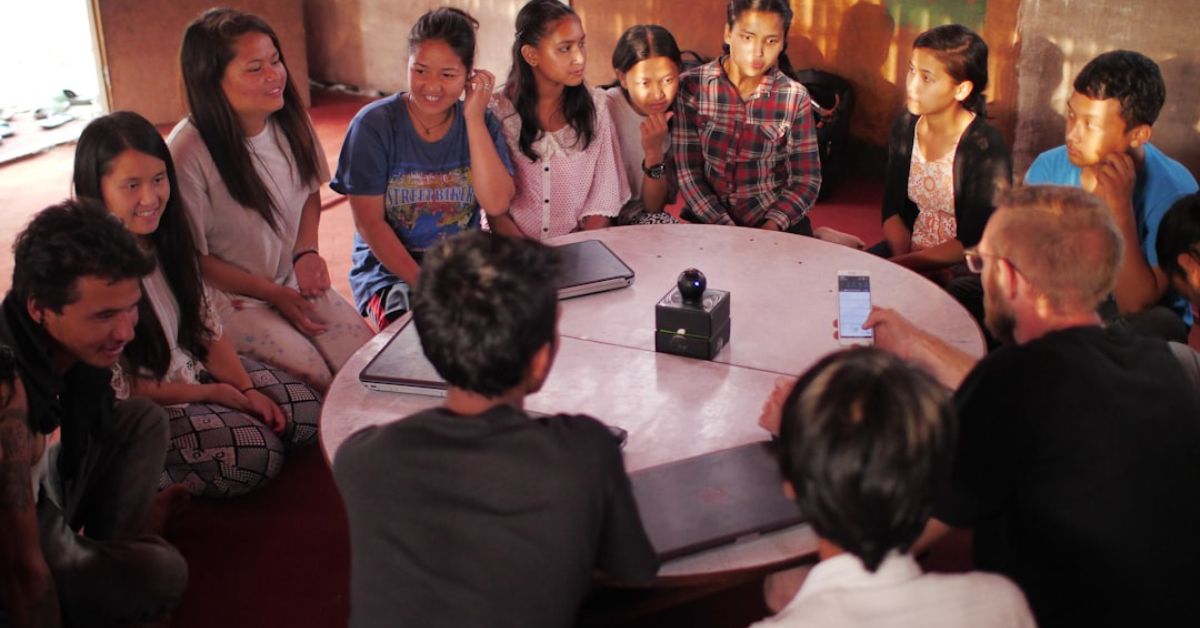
[677,268,706,304]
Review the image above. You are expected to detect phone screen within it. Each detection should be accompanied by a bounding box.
[838,274,873,340]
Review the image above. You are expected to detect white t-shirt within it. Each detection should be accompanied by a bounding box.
[110,262,223,404]
[605,86,657,203]
[752,552,1035,628]
[167,117,330,298]
[604,86,674,219]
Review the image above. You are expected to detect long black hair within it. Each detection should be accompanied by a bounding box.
[410,7,480,72]
[180,8,320,232]
[73,111,212,378]
[504,0,595,162]
[725,0,797,77]
[607,24,682,93]
[913,24,990,117]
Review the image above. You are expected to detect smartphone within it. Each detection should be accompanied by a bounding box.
[837,270,873,345]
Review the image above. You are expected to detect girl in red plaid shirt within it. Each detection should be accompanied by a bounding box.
[673,0,863,248]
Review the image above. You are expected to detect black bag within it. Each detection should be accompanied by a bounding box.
[678,50,711,74]
[789,69,854,199]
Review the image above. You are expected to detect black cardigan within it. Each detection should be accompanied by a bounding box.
[881,111,1012,248]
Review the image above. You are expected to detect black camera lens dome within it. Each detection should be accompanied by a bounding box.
[677,268,706,303]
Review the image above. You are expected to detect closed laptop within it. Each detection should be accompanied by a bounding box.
[630,441,805,561]
[554,239,635,299]
[358,318,447,396]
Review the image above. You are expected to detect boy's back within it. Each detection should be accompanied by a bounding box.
[334,405,657,628]
[754,553,1033,628]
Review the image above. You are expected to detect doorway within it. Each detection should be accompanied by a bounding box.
[0,0,104,163]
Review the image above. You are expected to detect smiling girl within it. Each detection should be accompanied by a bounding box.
[75,111,321,497]
[606,25,683,225]
[878,25,1011,275]
[490,0,629,239]
[331,8,516,328]
[169,8,372,392]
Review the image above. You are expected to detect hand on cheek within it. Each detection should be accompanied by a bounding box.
[1094,152,1137,220]
[639,111,673,160]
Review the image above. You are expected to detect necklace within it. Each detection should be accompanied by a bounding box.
[406,95,453,137]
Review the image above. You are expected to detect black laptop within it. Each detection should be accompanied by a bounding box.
[358,318,447,396]
[630,441,806,561]
[554,240,635,299]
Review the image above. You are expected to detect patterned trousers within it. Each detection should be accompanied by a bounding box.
[217,288,374,393]
[160,358,321,498]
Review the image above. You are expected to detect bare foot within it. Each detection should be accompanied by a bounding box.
[144,484,191,536]
[813,226,866,249]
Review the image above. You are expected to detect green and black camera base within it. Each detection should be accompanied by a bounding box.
[654,286,731,360]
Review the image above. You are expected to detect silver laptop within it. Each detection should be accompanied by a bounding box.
[554,240,635,299]
[358,318,448,396]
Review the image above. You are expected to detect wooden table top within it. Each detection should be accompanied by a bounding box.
[553,224,984,374]
[320,224,985,581]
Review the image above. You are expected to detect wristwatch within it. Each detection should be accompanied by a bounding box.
[642,159,666,180]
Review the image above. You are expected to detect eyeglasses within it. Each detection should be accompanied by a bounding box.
[963,247,1018,275]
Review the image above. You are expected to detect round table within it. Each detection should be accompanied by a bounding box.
[321,224,984,581]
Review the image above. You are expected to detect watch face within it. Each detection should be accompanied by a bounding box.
[644,161,666,179]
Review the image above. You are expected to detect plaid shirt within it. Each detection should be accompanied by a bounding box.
[672,57,821,229]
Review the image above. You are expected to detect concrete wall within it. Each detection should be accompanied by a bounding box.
[1012,0,1200,177]
[264,0,1199,178]
[97,0,310,125]
[302,0,525,95]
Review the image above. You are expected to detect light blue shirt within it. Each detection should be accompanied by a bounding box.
[1025,144,1198,323]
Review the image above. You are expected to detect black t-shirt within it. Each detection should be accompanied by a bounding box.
[938,325,1200,627]
[333,405,659,628]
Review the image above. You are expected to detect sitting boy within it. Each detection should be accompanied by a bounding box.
[1025,50,1198,341]
[1,201,187,627]
[753,348,1033,627]
[333,231,658,628]
[1155,192,1200,384]
[1157,192,1200,305]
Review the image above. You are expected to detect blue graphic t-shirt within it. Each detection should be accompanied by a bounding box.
[331,94,514,312]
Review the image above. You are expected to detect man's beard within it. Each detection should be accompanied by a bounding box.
[983,273,1017,345]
